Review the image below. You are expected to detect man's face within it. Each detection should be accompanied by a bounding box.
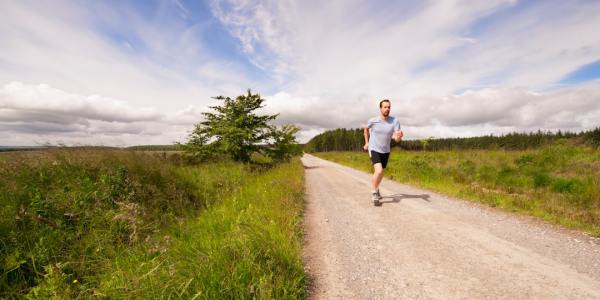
[380,102,391,117]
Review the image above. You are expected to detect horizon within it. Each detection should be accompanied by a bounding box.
[1,0,599,146]
[2,127,596,148]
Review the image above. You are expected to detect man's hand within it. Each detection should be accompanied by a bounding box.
[363,143,369,151]
[393,130,403,142]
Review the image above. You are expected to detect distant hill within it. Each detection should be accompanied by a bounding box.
[0,146,49,152]
[0,145,184,152]
[125,144,184,151]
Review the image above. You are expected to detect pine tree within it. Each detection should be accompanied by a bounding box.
[185,90,299,162]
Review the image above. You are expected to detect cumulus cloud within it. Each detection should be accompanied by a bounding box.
[0,82,204,146]
[0,82,160,123]
[407,86,600,131]
[263,86,600,140]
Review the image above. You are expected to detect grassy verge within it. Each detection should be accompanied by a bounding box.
[314,143,600,236]
[95,158,306,299]
[0,149,306,299]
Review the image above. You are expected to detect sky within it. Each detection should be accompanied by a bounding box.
[1,0,599,146]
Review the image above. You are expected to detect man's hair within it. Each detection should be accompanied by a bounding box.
[379,99,390,108]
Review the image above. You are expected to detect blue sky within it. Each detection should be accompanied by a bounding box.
[0,0,599,145]
[560,60,600,85]
[92,0,270,84]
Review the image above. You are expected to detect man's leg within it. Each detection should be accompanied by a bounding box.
[372,163,384,192]
[372,163,384,206]
[369,151,384,205]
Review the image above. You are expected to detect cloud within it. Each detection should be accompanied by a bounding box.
[212,0,600,140]
[407,86,600,131]
[213,0,600,95]
[0,0,259,114]
[261,85,600,141]
[0,82,204,146]
[0,82,160,123]
[2,1,599,145]
[0,0,264,145]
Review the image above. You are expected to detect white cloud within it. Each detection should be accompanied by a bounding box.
[0,82,203,146]
[0,0,263,146]
[209,0,297,81]
[0,1,257,115]
[408,87,600,131]
[1,0,599,146]
[212,0,600,140]
[263,86,600,141]
[0,82,160,123]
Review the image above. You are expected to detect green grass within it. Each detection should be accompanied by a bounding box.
[94,158,306,299]
[0,149,306,299]
[314,143,600,236]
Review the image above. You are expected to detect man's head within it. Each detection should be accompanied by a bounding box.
[379,99,391,117]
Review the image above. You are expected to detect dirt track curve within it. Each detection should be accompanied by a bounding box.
[302,154,600,299]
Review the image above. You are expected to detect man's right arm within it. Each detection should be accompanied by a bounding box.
[363,127,369,151]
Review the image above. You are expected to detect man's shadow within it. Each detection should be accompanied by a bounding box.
[379,193,431,205]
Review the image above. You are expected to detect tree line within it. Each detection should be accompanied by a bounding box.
[304,127,600,152]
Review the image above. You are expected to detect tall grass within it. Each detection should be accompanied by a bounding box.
[315,143,600,236]
[0,149,306,298]
[95,158,306,299]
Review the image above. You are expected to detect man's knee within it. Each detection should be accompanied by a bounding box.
[373,163,383,174]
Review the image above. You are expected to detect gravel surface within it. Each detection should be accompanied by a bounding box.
[302,154,600,299]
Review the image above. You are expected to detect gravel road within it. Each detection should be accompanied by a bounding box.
[302,153,600,299]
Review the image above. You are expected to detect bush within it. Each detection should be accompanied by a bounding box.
[533,172,551,188]
[551,177,582,194]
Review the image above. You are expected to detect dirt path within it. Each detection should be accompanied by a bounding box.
[302,154,600,299]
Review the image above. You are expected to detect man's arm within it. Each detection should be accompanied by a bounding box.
[363,127,370,151]
[392,120,403,143]
[392,130,403,143]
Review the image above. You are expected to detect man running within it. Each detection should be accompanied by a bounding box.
[363,99,403,206]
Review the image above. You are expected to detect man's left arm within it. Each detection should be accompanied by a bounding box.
[392,120,403,142]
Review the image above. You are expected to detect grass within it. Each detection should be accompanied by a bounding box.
[0,149,306,299]
[314,143,600,236]
[95,158,306,299]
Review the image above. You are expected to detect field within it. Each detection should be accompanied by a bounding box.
[314,143,600,236]
[0,149,306,299]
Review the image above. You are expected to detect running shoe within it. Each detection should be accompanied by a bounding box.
[372,192,381,206]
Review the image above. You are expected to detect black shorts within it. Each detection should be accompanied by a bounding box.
[370,150,390,169]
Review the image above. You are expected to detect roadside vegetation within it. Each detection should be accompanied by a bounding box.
[1,91,306,298]
[96,157,305,299]
[313,142,600,236]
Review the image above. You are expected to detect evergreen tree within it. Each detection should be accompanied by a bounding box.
[184,90,299,162]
